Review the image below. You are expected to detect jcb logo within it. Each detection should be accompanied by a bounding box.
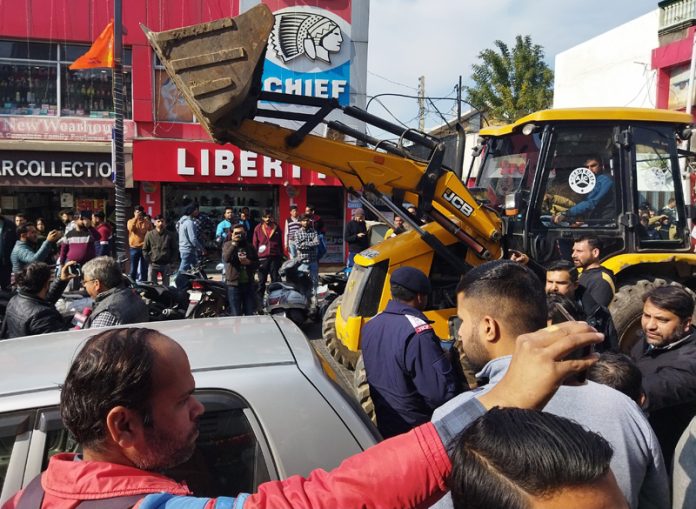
[443,189,474,217]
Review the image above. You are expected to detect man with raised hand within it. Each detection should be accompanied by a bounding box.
[3,321,599,509]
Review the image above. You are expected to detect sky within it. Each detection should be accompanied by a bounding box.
[365,0,660,131]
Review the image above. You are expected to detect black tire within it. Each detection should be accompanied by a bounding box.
[323,296,360,370]
[191,298,225,318]
[353,354,376,424]
[610,278,696,352]
[287,308,306,326]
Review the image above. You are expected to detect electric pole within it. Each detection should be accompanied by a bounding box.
[113,0,127,263]
[418,75,425,131]
[454,75,465,179]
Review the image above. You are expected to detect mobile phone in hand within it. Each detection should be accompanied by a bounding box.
[67,263,82,277]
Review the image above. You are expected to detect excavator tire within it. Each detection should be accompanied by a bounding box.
[610,278,696,353]
[353,355,376,424]
[323,296,360,370]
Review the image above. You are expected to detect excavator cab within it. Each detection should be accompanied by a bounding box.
[477,111,696,347]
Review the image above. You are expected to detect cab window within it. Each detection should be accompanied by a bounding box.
[633,126,685,247]
[537,126,618,229]
[476,133,540,208]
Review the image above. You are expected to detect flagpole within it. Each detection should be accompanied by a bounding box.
[113,0,127,265]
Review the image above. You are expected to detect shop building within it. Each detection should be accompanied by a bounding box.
[133,139,347,264]
[0,0,369,264]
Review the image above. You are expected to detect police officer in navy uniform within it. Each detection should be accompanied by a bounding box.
[361,266,463,438]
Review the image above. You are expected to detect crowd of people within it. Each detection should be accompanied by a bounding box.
[0,202,330,338]
[5,200,696,506]
[360,236,696,508]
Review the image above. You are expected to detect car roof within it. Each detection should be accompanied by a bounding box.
[0,316,297,398]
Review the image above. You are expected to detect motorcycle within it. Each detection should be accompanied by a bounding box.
[173,259,229,318]
[316,270,348,319]
[265,258,316,326]
[126,276,190,321]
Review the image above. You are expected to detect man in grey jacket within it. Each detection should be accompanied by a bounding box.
[176,203,206,272]
[433,260,669,509]
[82,256,149,329]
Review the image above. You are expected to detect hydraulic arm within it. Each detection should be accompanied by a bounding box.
[142,4,502,264]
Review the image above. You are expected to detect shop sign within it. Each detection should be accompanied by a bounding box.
[0,151,114,185]
[263,5,353,105]
[140,182,162,217]
[133,140,340,186]
[0,116,136,142]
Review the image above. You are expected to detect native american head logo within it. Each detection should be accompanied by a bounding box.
[270,12,344,64]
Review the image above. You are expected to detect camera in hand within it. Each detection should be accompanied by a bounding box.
[67,263,82,277]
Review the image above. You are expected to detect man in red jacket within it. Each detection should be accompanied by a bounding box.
[2,322,601,509]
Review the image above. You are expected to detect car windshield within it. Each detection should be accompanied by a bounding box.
[477,133,540,207]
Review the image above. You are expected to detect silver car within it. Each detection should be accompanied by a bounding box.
[0,316,379,503]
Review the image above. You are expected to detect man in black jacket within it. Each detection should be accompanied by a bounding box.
[631,285,696,468]
[143,215,178,286]
[222,224,259,316]
[0,261,79,339]
[344,208,369,270]
[571,235,615,309]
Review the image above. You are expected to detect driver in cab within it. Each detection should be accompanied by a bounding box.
[552,156,614,225]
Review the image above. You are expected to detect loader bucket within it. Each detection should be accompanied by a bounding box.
[141,3,274,141]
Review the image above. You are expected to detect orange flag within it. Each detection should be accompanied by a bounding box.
[69,21,114,70]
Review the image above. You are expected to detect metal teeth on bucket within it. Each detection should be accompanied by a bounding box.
[141,3,274,140]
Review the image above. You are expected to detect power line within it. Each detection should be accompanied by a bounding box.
[367,71,417,91]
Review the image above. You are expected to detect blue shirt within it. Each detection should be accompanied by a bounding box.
[566,173,614,219]
[216,219,234,243]
[432,356,669,509]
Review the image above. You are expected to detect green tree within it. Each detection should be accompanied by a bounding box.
[465,35,553,124]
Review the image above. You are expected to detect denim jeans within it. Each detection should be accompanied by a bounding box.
[227,283,257,316]
[299,261,319,305]
[129,247,148,281]
[179,250,198,272]
[347,251,359,269]
[288,242,298,259]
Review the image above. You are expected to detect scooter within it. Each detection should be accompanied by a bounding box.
[265,258,315,326]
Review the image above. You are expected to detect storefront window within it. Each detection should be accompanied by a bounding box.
[154,57,194,122]
[0,39,132,118]
[0,62,57,115]
[163,184,276,250]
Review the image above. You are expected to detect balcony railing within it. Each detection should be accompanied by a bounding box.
[660,0,696,31]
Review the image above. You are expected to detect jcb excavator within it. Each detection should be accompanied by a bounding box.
[144,5,696,407]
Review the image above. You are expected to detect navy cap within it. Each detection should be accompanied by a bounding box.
[390,266,431,294]
[79,210,92,219]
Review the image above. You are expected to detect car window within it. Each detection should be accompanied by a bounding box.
[2,391,272,501]
[164,398,272,497]
[0,412,33,504]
